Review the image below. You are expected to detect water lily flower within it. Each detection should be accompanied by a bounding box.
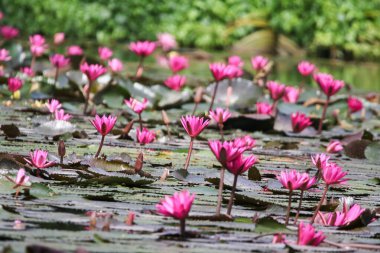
[157,33,177,52]
[294,174,317,224]
[50,54,70,69]
[25,150,55,169]
[46,99,62,113]
[297,222,325,246]
[90,114,117,158]
[283,86,300,103]
[29,34,48,57]
[98,47,113,61]
[7,77,23,95]
[168,55,188,73]
[0,25,19,40]
[156,190,195,238]
[136,127,156,145]
[209,107,231,140]
[298,61,315,76]
[55,109,72,121]
[311,162,348,223]
[181,115,210,170]
[129,41,156,78]
[54,32,65,45]
[80,62,107,114]
[326,140,343,153]
[314,73,344,133]
[311,153,330,171]
[225,154,257,215]
[108,58,123,73]
[317,204,366,227]
[347,96,363,114]
[209,63,228,111]
[124,97,148,130]
[164,75,186,91]
[209,139,246,214]
[20,66,34,77]
[232,136,256,151]
[291,112,312,133]
[228,55,244,68]
[224,64,242,108]
[5,168,30,198]
[251,55,269,71]
[0,49,11,62]
[267,81,286,101]
[256,102,273,115]
[67,45,83,56]
[272,233,286,244]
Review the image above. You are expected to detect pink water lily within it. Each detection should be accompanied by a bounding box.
[298,61,315,76]
[251,55,269,71]
[67,45,83,56]
[46,99,62,113]
[125,97,148,130]
[90,115,117,158]
[0,25,19,40]
[291,112,312,133]
[267,81,286,101]
[54,32,65,45]
[181,115,210,171]
[168,55,189,73]
[225,154,257,215]
[8,77,23,93]
[108,58,123,73]
[156,190,195,238]
[297,222,325,246]
[209,63,228,111]
[98,47,113,61]
[317,204,366,227]
[50,54,70,69]
[136,128,156,145]
[29,34,48,57]
[228,55,244,68]
[311,153,330,171]
[55,109,72,121]
[25,150,55,169]
[283,86,300,103]
[0,48,11,62]
[232,136,256,151]
[5,168,30,198]
[157,33,177,52]
[347,96,363,114]
[311,162,348,223]
[130,41,156,78]
[164,75,186,91]
[326,140,343,153]
[20,67,34,77]
[256,102,272,115]
[209,108,231,124]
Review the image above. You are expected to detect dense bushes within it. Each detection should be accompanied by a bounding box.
[1,0,379,59]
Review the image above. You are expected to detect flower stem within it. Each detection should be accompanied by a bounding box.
[138,113,143,131]
[294,189,304,224]
[226,79,232,108]
[191,102,198,116]
[227,174,239,215]
[271,99,279,118]
[183,138,194,171]
[299,76,305,92]
[83,80,93,115]
[135,57,144,79]
[218,123,224,141]
[311,184,329,224]
[208,80,219,112]
[54,67,59,85]
[95,135,105,158]
[285,189,293,225]
[318,96,330,134]
[15,188,20,199]
[215,167,225,216]
[31,55,36,72]
[180,218,186,239]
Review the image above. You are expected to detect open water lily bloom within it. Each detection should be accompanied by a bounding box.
[297,222,325,246]
[25,150,55,169]
[181,115,210,138]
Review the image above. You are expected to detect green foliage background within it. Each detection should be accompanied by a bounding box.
[1,0,380,59]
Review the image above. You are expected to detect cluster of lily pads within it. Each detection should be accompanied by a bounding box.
[0,12,378,250]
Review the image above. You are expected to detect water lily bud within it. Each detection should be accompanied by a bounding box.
[125,212,135,226]
[134,152,143,173]
[58,140,66,162]
[161,110,170,125]
[194,87,204,104]
[122,120,134,136]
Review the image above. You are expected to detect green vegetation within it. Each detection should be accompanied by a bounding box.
[1,0,380,59]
